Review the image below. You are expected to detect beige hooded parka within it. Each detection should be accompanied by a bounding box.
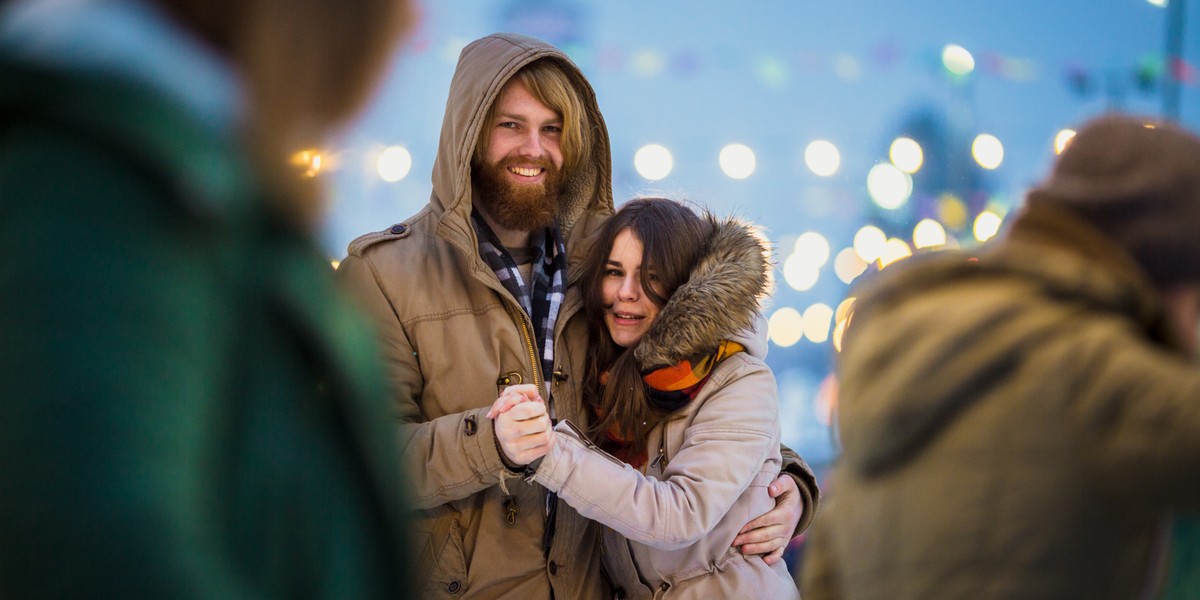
[337,33,614,599]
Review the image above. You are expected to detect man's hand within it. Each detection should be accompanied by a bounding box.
[731,474,803,565]
[489,384,554,466]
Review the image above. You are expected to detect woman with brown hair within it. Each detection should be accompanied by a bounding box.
[0,0,413,596]
[491,197,801,598]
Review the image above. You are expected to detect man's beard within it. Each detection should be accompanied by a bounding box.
[473,156,563,232]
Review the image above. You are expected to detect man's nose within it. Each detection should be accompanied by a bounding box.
[517,130,544,157]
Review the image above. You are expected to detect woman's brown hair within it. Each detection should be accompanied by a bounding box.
[155,0,415,224]
[580,197,713,444]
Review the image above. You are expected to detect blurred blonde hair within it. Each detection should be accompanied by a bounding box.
[157,0,415,224]
[474,58,593,177]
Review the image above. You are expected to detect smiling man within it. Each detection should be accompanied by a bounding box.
[336,33,818,599]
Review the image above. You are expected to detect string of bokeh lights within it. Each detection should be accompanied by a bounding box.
[299,41,1102,349]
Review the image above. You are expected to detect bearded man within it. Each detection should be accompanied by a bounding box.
[337,33,819,599]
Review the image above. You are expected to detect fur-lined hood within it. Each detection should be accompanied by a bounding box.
[633,215,773,371]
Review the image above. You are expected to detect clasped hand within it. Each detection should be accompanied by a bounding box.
[487,384,555,466]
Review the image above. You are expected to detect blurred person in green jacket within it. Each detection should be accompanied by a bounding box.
[0,0,414,597]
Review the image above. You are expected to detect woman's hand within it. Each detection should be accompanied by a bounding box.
[731,474,803,565]
[486,383,542,418]
[489,384,555,466]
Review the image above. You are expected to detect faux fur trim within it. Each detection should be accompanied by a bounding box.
[633,215,773,370]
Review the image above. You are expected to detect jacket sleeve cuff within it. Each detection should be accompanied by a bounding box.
[493,427,525,474]
[780,444,821,536]
[464,406,508,479]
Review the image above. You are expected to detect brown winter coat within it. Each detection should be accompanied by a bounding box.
[533,218,800,599]
[336,34,614,599]
[801,205,1200,599]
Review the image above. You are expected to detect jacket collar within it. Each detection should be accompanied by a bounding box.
[1001,204,1179,350]
[0,0,254,220]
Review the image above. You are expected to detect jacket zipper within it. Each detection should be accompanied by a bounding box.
[506,302,544,392]
[560,419,626,468]
[649,414,684,472]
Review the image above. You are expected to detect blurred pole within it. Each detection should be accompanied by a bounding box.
[1163,0,1187,121]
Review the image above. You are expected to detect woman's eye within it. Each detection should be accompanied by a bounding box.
[543,125,562,134]
[605,268,622,277]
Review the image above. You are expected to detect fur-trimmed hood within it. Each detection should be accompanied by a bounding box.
[633,215,773,371]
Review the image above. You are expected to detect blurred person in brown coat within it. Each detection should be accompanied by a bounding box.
[801,114,1200,600]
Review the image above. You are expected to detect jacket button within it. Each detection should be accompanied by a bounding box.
[390,224,407,234]
[447,580,461,594]
[463,416,477,436]
[660,582,670,591]
[548,560,558,575]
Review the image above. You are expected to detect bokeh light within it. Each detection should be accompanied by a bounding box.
[834,248,868,284]
[719,143,757,179]
[853,225,887,262]
[805,140,841,177]
[634,144,674,181]
[973,134,1005,170]
[832,319,848,352]
[793,232,831,268]
[377,146,413,182]
[631,50,666,78]
[768,307,805,347]
[942,44,976,76]
[833,54,862,81]
[974,210,1003,242]
[803,303,835,344]
[1146,0,1168,7]
[867,163,913,209]
[832,297,856,352]
[889,137,924,173]
[835,297,857,324]
[1054,129,1077,155]
[912,218,947,249]
[292,149,323,178]
[937,194,969,230]
[783,254,821,291]
[878,238,913,268]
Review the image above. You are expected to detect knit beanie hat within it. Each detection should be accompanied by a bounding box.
[1026,114,1200,287]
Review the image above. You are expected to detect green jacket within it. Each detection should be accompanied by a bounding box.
[0,53,410,597]
[802,205,1200,599]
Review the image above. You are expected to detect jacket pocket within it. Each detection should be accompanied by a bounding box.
[414,509,469,596]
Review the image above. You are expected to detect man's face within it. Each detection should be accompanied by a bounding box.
[473,78,565,232]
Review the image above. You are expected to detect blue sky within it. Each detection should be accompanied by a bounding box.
[322,0,1200,462]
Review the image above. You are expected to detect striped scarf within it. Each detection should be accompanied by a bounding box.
[472,212,566,391]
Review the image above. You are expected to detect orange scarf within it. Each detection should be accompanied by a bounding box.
[598,341,745,468]
[642,340,745,391]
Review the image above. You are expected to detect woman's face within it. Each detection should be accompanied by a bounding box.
[601,229,662,347]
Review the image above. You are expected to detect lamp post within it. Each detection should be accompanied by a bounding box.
[1163,0,1187,121]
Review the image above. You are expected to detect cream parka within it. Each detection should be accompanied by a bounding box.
[337,34,614,599]
[532,217,800,600]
